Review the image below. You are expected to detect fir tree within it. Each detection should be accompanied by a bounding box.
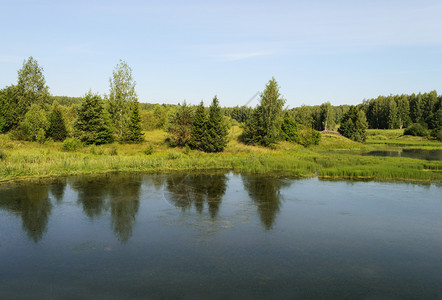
[189,101,207,150]
[202,96,228,153]
[125,100,144,143]
[338,106,368,142]
[47,101,67,141]
[74,91,113,145]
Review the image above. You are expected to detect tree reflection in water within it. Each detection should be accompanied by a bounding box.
[242,175,291,230]
[165,172,227,219]
[70,176,109,219]
[0,183,52,243]
[70,174,142,242]
[108,175,141,243]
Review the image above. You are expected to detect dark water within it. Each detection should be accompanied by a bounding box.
[363,149,442,161]
[0,173,441,299]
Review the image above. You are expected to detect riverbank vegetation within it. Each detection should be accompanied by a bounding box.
[0,57,441,182]
[0,127,440,182]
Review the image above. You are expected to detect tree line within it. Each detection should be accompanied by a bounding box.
[1,57,441,150]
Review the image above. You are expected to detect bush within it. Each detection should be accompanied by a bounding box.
[61,137,82,151]
[144,145,154,155]
[299,128,321,147]
[404,123,428,137]
[430,127,442,141]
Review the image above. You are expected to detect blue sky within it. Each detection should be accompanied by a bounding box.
[1,0,442,107]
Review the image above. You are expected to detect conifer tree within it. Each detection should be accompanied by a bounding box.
[338,106,368,142]
[202,96,228,153]
[47,101,67,141]
[125,99,144,143]
[74,91,113,145]
[190,101,207,150]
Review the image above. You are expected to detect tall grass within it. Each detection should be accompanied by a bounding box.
[0,128,441,182]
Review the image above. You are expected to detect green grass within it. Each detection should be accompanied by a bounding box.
[0,127,441,182]
[366,129,441,149]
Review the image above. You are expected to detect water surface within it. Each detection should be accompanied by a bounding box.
[0,172,441,299]
[363,148,442,160]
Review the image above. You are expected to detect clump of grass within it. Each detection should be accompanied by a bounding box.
[108,146,118,156]
[61,138,82,151]
[0,149,6,161]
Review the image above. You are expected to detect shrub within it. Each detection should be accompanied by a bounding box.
[144,145,154,155]
[430,127,442,141]
[404,123,428,137]
[299,128,321,147]
[61,137,82,151]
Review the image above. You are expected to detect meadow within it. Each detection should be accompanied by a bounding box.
[0,127,440,182]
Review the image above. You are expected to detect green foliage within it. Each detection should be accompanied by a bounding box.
[47,101,68,142]
[0,85,19,133]
[404,123,429,137]
[61,137,82,151]
[241,77,286,147]
[16,56,50,119]
[189,101,207,150]
[124,100,144,143]
[36,128,46,144]
[202,96,229,153]
[298,127,321,147]
[18,104,49,141]
[168,101,193,147]
[430,127,442,141]
[319,102,335,130]
[338,106,368,142]
[280,113,299,142]
[108,60,137,140]
[364,91,438,130]
[144,145,154,155]
[74,91,113,145]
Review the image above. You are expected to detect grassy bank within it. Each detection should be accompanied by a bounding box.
[0,128,441,182]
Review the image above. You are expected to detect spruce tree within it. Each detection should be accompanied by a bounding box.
[47,101,67,141]
[190,101,207,150]
[125,100,144,143]
[74,91,113,145]
[202,96,228,153]
[338,106,368,142]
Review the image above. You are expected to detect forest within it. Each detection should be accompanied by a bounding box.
[1,57,440,152]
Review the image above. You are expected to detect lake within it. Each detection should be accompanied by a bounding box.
[0,172,441,299]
